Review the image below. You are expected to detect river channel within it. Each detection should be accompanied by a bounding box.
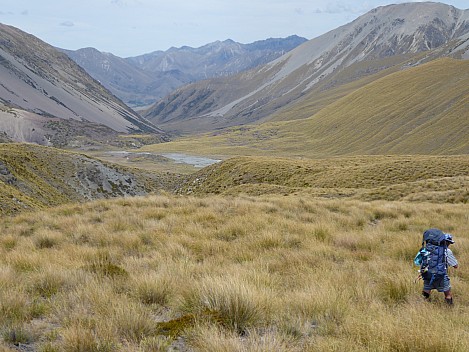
[105,151,221,168]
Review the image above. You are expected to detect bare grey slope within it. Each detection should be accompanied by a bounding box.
[144,2,469,134]
[0,23,163,144]
[63,36,307,109]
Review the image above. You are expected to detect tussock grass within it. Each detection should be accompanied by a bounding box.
[131,273,174,306]
[0,195,468,350]
[181,276,265,333]
[178,155,469,204]
[187,324,302,352]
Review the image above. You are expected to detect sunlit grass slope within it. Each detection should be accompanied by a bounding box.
[267,53,421,123]
[0,195,468,351]
[178,155,469,203]
[287,58,469,155]
[142,58,469,158]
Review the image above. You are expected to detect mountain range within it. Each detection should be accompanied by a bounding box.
[142,2,469,134]
[62,36,307,109]
[0,2,468,151]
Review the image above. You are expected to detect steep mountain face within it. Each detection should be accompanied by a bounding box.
[60,47,159,109]
[144,2,469,134]
[63,36,306,109]
[0,23,165,146]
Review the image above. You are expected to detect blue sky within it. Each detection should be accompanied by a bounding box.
[1,0,468,57]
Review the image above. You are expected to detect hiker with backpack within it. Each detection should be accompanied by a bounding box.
[414,228,458,305]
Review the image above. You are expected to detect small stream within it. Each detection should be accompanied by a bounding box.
[106,151,221,168]
[161,153,221,168]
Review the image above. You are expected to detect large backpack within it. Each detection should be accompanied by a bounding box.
[418,228,448,284]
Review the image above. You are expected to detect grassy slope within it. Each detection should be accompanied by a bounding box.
[177,155,469,203]
[288,58,469,155]
[0,195,468,351]
[0,143,177,215]
[267,53,420,123]
[142,58,469,158]
[0,144,82,214]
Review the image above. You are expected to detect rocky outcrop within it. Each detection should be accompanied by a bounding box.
[0,143,179,215]
[0,160,16,185]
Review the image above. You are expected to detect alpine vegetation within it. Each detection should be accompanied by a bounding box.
[0,2,468,351]
[0,195,468,351]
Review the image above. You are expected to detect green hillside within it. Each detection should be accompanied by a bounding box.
[142,58,469,158]
[267,53,422,123]
[288,58,469,155]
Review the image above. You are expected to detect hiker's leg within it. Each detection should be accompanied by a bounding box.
[444,290,453,305]
[422,280,432,300]
[443,276,453,305]
[422,289,431,300]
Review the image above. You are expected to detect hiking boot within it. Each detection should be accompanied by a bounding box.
[422,291,430,301]
[445,297,453,306]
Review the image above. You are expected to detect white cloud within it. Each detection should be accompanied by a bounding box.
[60,21,75,27]
[311,1,375,15]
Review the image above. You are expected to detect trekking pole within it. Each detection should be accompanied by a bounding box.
[414,271,422,283]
